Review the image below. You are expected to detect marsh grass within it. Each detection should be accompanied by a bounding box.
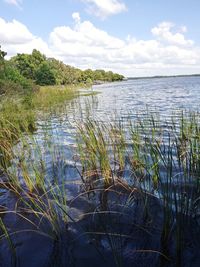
[0,84,82,172]
[77,111,200,264]
[32,85,80,109]
[0,137,70,255]
[0,85,82,262]
[1,132,69,229]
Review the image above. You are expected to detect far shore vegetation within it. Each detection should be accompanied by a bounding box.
[128,73,200,80]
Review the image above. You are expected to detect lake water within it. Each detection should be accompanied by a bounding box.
[11,75,198,184]
[4,76,200,267]
[84,76,200,118]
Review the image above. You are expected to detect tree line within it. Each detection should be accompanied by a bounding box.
[0,46,124,94]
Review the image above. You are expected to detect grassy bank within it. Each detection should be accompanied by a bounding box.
[32,84,82,109]
[0,84,82,169]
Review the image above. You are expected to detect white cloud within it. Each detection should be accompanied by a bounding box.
[4,0,22,8]
[72,12,81,24]
[49,14,200,75]
[151,22,194,46]
[180,25,187,33]
[50,13,124,52]
[0,17,51,57]
[1,15,200,77]
[81,0,127,19]
[0,17,34,44]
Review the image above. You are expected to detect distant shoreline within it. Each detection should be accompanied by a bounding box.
[127,74,200,80]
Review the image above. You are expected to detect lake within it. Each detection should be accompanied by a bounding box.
[28,76,200,178]
[2,76,200,267]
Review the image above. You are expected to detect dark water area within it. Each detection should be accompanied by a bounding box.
[1,76,200,267]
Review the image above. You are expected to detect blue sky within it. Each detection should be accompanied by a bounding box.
[1,0,200,76]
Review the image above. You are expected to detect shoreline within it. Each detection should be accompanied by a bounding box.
[127,73,200,80]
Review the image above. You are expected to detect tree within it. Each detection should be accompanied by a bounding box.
[0,46,6,61]
[11,49,46,80]
[93,69,104,81]
[35,62,56,85]
[83,69,94,81]
[32,49,46,66]
[9,49,124,85]
[0,46,7,79]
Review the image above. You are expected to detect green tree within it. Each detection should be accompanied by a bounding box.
[35,62,56,85]
[11,49,46,80]
[0,46,7,79]
[9,48,124,86]
[0,46,6,61]
[93,69,103,81]
[83,69,94,81]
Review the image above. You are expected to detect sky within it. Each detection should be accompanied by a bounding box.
[1,0,200,77]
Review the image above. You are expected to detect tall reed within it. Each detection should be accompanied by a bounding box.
[77,111,200,264]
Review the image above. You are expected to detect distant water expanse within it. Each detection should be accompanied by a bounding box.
[89,76,200,119]
[35,76,200,126]
[29,75,200,173]
[34,75,200,144]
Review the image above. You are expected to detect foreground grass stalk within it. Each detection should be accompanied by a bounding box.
[77,111,200,264]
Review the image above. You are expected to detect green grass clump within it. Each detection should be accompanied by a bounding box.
[32,85,79,109]
[77,120,126,187]
[0,136,70,250]
[0,96,36,169]
[0,84,81,170]
[77,111,200,263]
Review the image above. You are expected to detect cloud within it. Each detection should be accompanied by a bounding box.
[72,12,81,24]
[151,22,194,46]
[49,14,200,75]
[0,17,51,57]
[50,13,124,52]
[4,0,22,8]
[1,15,200,76]
[81,0,127,19]
[0,17,34,44]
